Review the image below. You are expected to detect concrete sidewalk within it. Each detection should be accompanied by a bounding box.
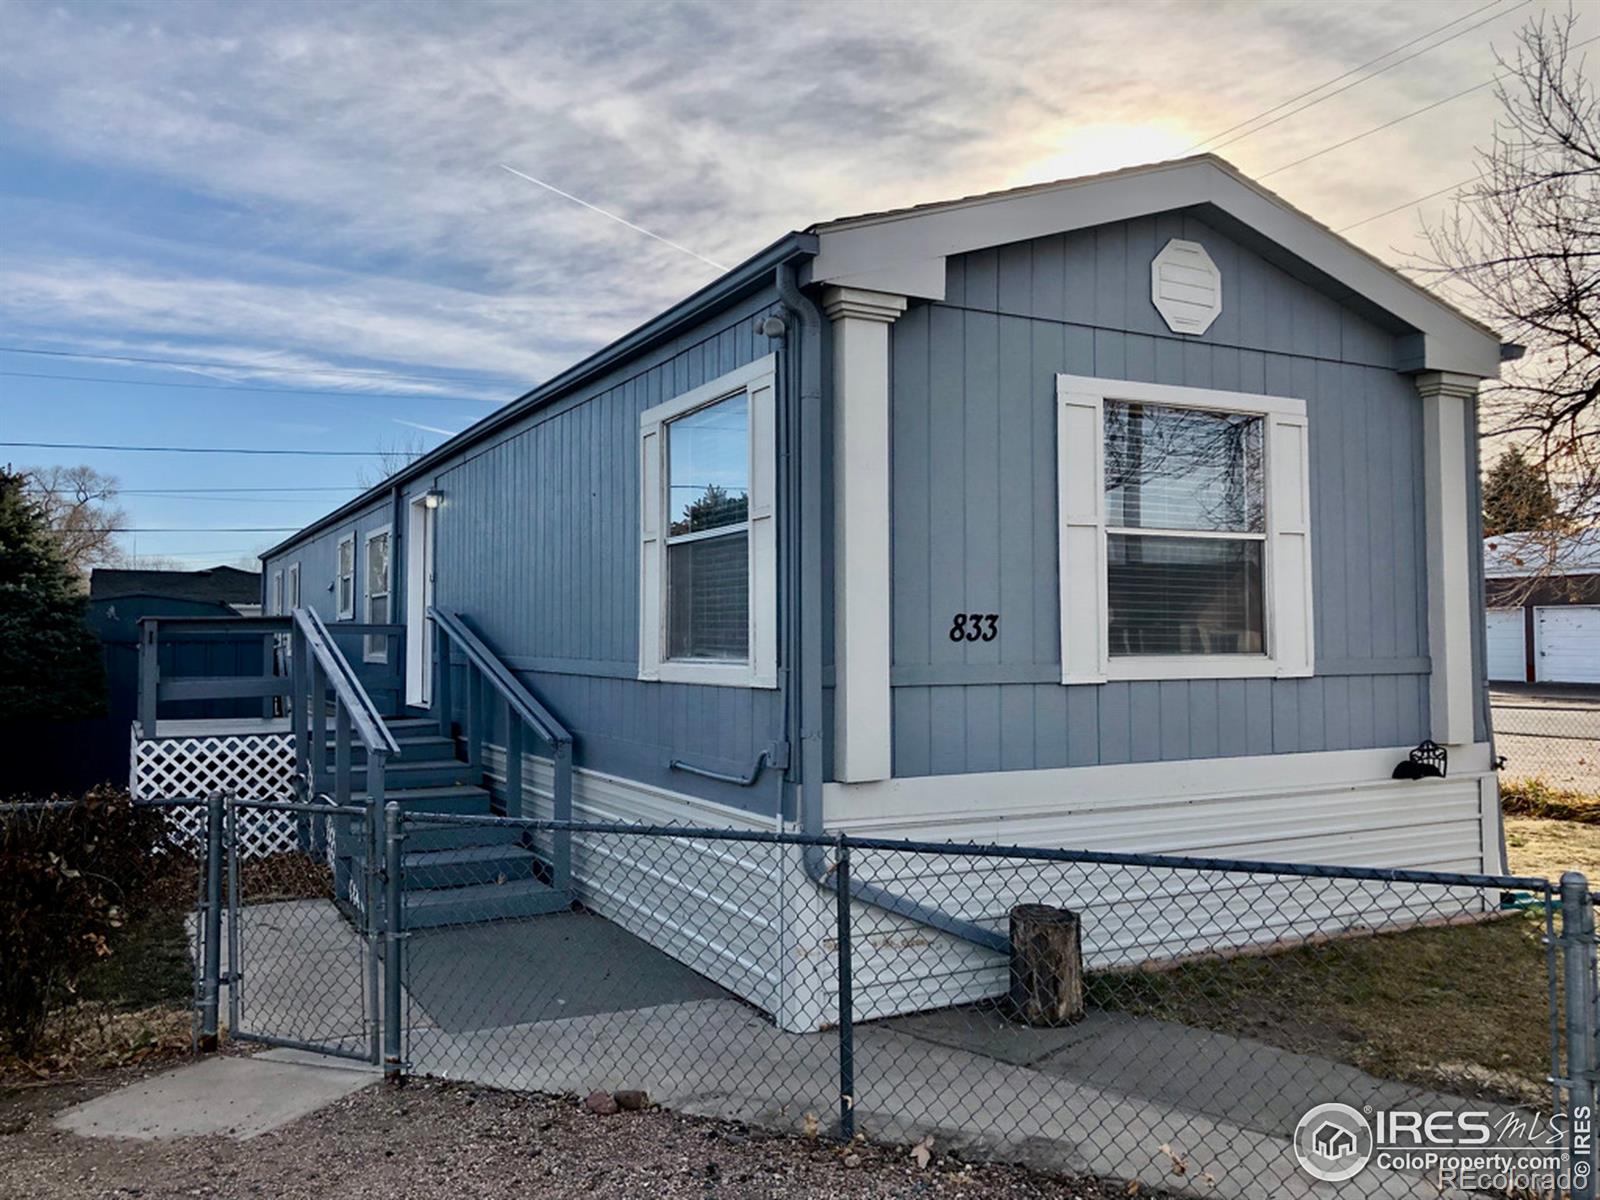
[402,994,1493,1200]
[54,1049,378,1141]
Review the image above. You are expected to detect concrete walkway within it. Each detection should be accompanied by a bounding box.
[54,1049,378,1140]
[178,897,1524,1199]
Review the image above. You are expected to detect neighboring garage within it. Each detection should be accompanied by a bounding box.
[1484,534,1600,685]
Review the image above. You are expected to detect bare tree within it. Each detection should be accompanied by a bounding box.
[1420,8,1600,561]
[356,434,430,489]
[20,464,128,583]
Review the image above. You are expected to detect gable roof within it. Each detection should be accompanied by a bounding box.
[89,565,260,605]
[804,154,1503,378]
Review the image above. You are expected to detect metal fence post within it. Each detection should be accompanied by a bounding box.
[1562,872,1597,1200]
[835,833,854,1141]
[383,801,405,1084]
[199,789,225,1051]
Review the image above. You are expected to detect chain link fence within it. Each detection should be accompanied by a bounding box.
[176,797,1600,1198]
[1493,691,1600,805]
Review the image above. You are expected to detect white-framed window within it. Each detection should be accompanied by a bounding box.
[364,529,391,663]
[639,354,777,688]
[270,569,284,616]
[336,532,356,620]
[287,561,301,612]
[1056,375,1313,683]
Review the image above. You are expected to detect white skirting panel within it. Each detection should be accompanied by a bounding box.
[483,745,1501,1032]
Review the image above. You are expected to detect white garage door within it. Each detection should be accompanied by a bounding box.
[1536,606,1600,683]
[1486,609,1525,682]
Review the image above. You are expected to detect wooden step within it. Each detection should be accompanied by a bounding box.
[401,878,571,928]
[401,844,539,890]
[352,783,493,815]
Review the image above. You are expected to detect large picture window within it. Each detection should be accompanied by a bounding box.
[1056,375,1313,683]
[1104,401,1265,657]
[639,355,777,687]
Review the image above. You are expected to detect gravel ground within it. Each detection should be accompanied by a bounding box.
[0,1064,1170,1199]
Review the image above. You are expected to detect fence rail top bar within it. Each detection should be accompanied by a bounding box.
[138,615,291,633]
[393,809,1553,894]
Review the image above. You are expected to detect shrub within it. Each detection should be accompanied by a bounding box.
[1501,776,1600,823]
[0,787,175,1055]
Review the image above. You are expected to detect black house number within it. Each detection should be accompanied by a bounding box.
[949,613,999,642]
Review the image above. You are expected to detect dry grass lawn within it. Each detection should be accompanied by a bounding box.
[1504,814,1600,881]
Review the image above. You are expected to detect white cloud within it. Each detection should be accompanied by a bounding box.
[0,0,1564,394]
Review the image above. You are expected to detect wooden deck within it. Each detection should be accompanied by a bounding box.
[143,717,292,739]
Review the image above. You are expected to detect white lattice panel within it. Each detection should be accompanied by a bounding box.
[132,728,299,859]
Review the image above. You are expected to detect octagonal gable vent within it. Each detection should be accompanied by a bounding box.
[1151,239,1221,335]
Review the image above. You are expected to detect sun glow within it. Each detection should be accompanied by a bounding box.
[1010,122,1198,187]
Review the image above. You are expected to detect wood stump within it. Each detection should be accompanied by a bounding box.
[1008,903,1085,1026]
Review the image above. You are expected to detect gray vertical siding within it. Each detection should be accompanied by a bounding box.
[273,288,790,818]
[890,213,1435,777]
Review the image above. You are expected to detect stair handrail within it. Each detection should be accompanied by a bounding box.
[427,609,571,749]
[429,607,572,893]
[295,606,399,757]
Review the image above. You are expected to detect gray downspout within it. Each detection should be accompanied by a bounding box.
[775,264,1006,956]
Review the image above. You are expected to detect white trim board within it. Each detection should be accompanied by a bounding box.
[826,743,1496,828]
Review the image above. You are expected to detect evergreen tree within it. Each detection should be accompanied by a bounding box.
[1483,447,1561,537]
[0,468,106,720]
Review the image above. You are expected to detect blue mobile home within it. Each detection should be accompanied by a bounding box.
[244,156,1506,1026]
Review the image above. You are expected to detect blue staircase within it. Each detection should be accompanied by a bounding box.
[338,714,571,930]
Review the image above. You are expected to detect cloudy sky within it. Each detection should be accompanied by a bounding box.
[0,0,1588,567]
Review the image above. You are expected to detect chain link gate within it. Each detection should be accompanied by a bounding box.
[220,795,381,1063]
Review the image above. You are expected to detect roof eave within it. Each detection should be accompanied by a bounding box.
[261,231,819,561]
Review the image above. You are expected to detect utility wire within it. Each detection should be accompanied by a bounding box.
[1338,175,1481,232]
[0,344,509,390]
[1260,32,1600,180]
[85,527,300,533]
[0,368,500,404]
[1,441,382,457]
[1190,0,1529,157]
[1180,0,1508,154]
[116,486,361,495]
[499,164,728,272]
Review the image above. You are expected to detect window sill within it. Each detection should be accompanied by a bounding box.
[644,660,777,689]
[1069,655,1311,683]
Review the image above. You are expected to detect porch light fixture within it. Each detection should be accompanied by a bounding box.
[423,491,442,509]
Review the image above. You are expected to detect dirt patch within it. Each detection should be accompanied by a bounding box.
[1505,814,1600,880]
[0,1068,1168,1199]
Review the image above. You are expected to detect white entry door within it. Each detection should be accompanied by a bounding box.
[1486,608,1525,682]
[405,495,436,706]
[1535,605,1600,683]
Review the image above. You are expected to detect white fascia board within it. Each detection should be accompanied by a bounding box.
[810,157,1501,378]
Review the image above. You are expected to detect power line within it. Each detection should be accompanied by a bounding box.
[1181,0,1507,154]
[2,441,384,457]
[1190,0,1529,157]
[0,344,509,390]
[116,486,361,495]
[0,368,501,404]
[1259,32,1600,180]
[109,530,294,536]
[1338,175,1481,232]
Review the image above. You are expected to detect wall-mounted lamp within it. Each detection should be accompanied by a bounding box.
[422,491,442,509]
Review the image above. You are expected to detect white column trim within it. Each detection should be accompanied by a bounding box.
[824,286,907,782]
[1417,371,1479,746]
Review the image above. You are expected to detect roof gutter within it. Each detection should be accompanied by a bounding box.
[261,231,820,560]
